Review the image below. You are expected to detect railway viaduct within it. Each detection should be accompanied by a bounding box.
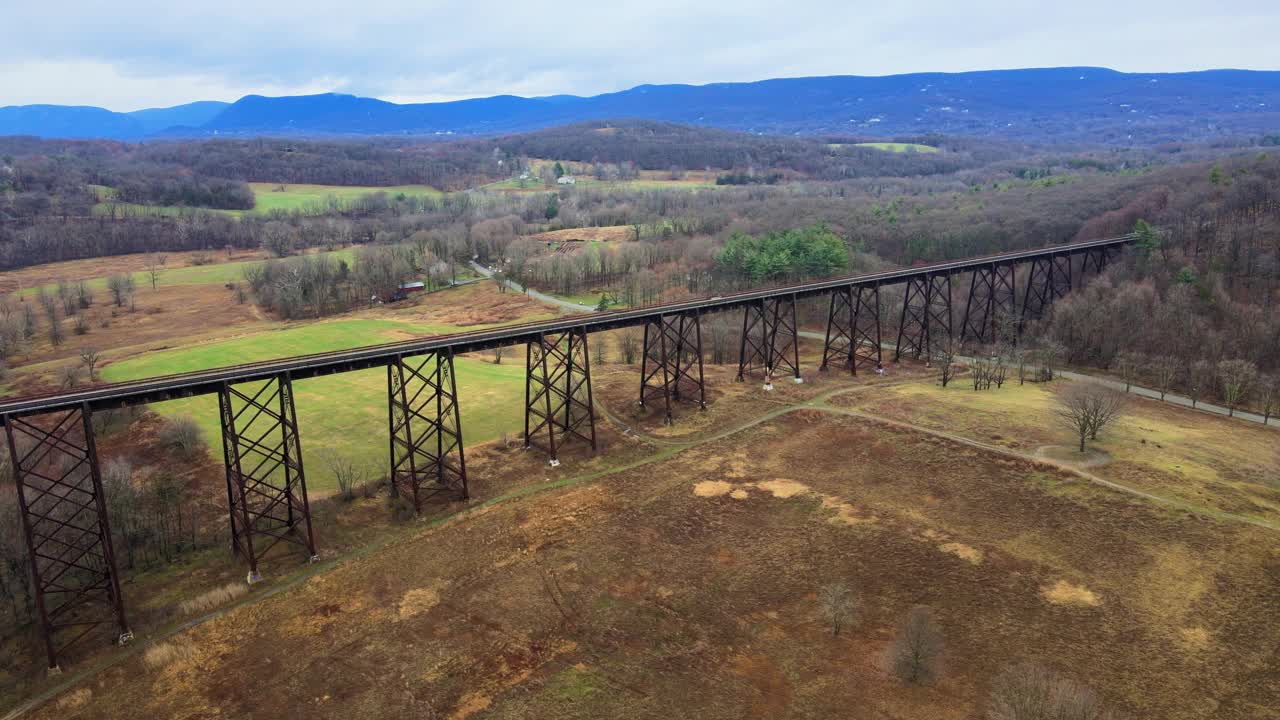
[0,234,1132,668]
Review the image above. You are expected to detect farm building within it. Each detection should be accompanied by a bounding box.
[556,175,576,185]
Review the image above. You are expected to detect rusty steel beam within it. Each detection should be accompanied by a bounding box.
[736,296,801,388]
[387,350,468,513]
[3,405,130,670]
[960,263,1017,346]
[639,311,707,424]
[895,273,952,362]
[524,328,596,466]
[218,373,317,582]
[1021,254,1075,325]
[821,284,882,374]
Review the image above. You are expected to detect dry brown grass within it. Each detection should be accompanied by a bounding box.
[176,582,248,617]
[142,642,197,671]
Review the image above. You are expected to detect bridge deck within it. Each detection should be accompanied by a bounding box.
[0,235,1132,417]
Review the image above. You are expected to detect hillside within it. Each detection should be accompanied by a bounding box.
[4,67,1280,144]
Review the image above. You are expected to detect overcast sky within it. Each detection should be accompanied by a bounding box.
[2,1,1277,111]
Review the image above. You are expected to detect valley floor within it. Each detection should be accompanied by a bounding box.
[18,354,1280,720]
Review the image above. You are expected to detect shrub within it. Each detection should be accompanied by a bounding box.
[159,416,204,454]
[322,452,364,502]
[987,662,1118,720]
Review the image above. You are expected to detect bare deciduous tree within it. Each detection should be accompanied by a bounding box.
[887,605,944,685]
[1112,350,1144,392]
[106,273,135,308]
[1056,383,1127,452]
[591,333,608,365]
[144,254,167,290]
[619,330,641,365]
[79,347,100,380]
[817,582,858,637]
[1217,359,1257,417]
[1187,360,1214,409]
[491,345,507,365]
[933,340,958,387]
[987,662,1118,720]
[322,452,364,501]
[1150,355,1179,401]
[1258,374,1277,425]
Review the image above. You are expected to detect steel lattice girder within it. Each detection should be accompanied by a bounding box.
[1021,254,1075,324]
[639,311,707,423]
[218,373,316,580]
[3,405,129,669]
[821,284,882,374]
[387,350,468,513]
[736,296,801,383]
[1080,247,1111,276]
[524,328,597,464]
[895,273,952,361]
[960,263,1017,345]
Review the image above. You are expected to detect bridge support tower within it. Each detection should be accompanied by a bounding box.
[640,311,706,424]
[388,350,468,513]
[820,284,882,374]
[737,295,801,388]
[3,404,131,670]
[524,328,596,466]
[895,273,953,362]
[218,372,317,582]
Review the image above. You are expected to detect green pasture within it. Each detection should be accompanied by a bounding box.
[846,142,940,154]
[247,183,442,213]
[19,248,356,298]
[101,317,530,493]
[92,183,442,218]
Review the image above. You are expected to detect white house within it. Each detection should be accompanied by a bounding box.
[556,175,576,185]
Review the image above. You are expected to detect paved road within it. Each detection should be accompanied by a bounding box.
[468,261,594,313]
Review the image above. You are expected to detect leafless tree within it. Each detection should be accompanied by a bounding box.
[1217,359,1258,417]
[145,254,167,290]
[887,605,944,685]
[106,273,135,308]
[1012,346,1031,386]
[987,662,1118,720]
[159,416,205,455]
[619,330,641,365]
[1187,360,1214,409]
[491,345,507,365]
[817,582,858,637]
[1150,355,1179,401]
[1056,383,1127,452]
[933,340,958,387]
[59,364,82,389]
[1258,374,1277,425]
[322,451,364,501]
[79,347,100,380]
[1112,350,1144,392]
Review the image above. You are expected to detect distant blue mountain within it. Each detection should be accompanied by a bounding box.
[3,68,1278,143]
[0,100,229,139]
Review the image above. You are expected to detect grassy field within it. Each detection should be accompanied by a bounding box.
[92,183,442,217]
[830,142,940,153]
[247,183,441,213]
[832,378,1280,525]
[19,248,356,298]
[100,316,530,492]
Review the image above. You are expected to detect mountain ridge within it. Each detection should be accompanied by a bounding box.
[2,67,1278,144]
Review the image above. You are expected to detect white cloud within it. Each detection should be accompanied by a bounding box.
[1,0,1277,110]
